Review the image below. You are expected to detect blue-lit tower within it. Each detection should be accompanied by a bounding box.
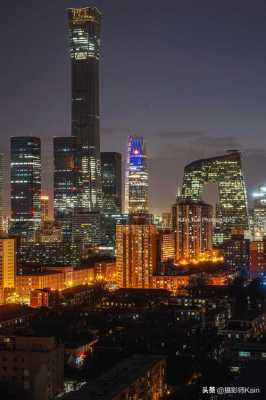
[125,136,149,215]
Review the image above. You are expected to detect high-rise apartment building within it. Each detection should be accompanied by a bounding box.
[10,137,41,240]
[0,237,16,304]
[172,199,213,261]
[68,7,102,211]
[157,229,175,263]
[53,137,80,239]
[101,152,122,214]
[125,136,149,215]
[181,150,249,243]
[116,223,157,288]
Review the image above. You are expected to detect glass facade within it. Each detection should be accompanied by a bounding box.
[68,7,102,211]
[125,136,149,215]
[53,137,80,240]
[101,152,122,215]
[10,137,41,240]
[72,208,102,248]
[181,150,249,243]
[251,186,266,240]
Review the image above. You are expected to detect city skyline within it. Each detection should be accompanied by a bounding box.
[1,1,266,215]
[2,4,266,398]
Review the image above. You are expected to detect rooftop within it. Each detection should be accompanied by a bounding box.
[63,354,166,400]
[0,305,35,323]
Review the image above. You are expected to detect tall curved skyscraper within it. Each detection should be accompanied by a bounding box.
[181,150,249,243]
[68,7,102,210]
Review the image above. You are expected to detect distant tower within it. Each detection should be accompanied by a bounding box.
[251,186,266,239]
[68,7,102,211]
[53,137,80,240]
[125,136,149,215]
[101,152,122,214]
[10,137,41,240]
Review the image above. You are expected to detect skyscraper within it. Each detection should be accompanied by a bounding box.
[68,7,102,211]
[10,137,41,240]
[101,152,122,214]
[181,150,249,243]
[125,136,149,215]
[53,137,80,240]
[116,222,157,288]
[157,229,175,263]
[251,186,266,239]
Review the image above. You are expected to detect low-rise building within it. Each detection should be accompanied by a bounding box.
[63,354,166,400]
[0,305,35,331]
[99,288,169,310]
[16,270,65,300]
[61,285,95,306]
[152,274,189,293]
[219,311,266,341]
[0,335,64,400]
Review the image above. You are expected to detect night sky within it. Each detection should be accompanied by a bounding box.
[1,0,266,214]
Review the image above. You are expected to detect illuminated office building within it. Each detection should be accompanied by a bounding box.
[10,137,41,240]
[172,199,213,261]
[251,186,266,239]
[125,136,149,214]
[116,223,157,288]
[181,150,249,243]
[68,7,102,211]
[53,137,80,239]
[41,194,49,222]
[0,237,16,304]
[72,208,102,248]
[18,241,81,269]
[101,152,122,214]
[34,222,63,244]
[101,213,128,251]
